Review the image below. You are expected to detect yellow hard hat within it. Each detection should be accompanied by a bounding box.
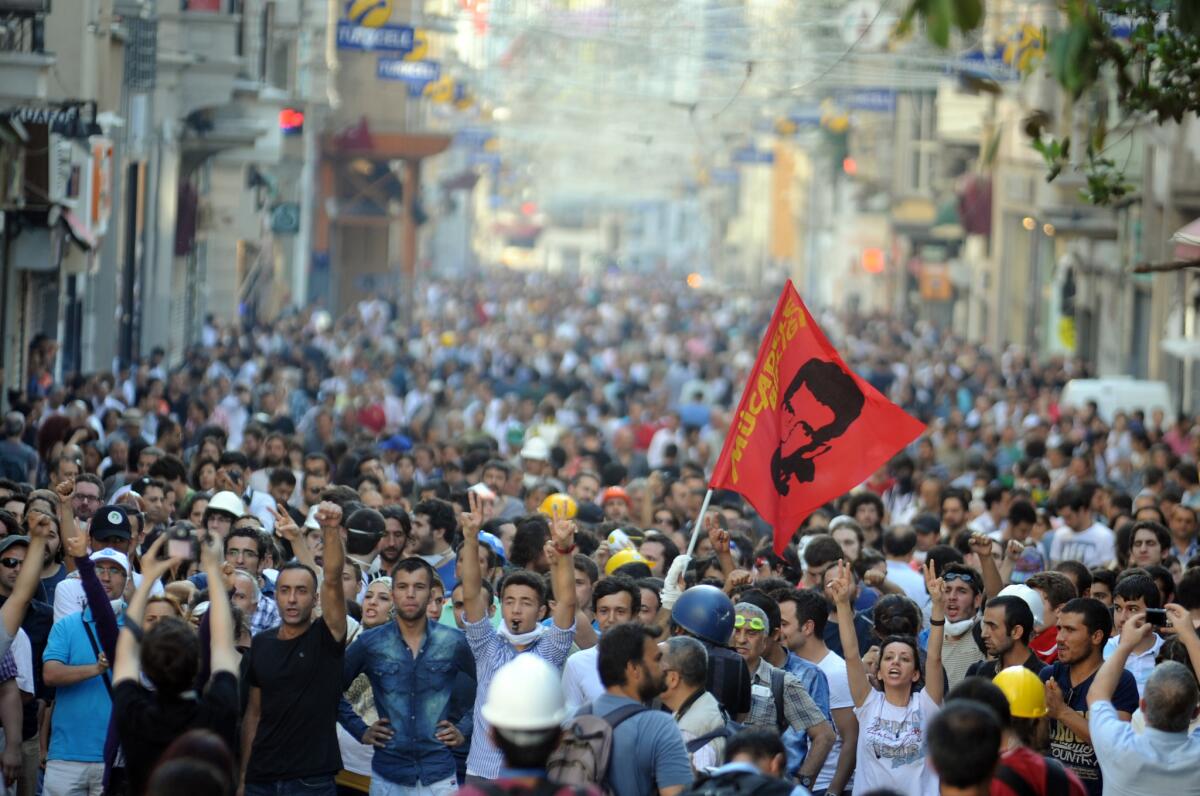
[538,493,577,520]
[993,665,1048,718]
[605,548,648,576]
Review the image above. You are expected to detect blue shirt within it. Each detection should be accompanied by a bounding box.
[1089,700,1200,796]
[584,694,693,796]
[43,608,123,762]
[339,619,475,787]
[779,651,830,778]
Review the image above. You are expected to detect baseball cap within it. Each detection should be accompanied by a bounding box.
[912,514,941,535]
[90,548,130,574]
[380,434,412,453]
[0,535,30,556]
[90,505,132,541]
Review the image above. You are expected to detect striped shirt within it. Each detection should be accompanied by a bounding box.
[941,627,985,688]
[463,617,575,778]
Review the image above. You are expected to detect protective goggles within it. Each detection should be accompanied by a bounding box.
[734,616,766,631]
[943,572,976,585]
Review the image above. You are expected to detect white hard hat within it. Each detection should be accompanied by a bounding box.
[206,490,246,519]
[481,655,567,731]
[519,437,550,462]
[998,584,1045,629]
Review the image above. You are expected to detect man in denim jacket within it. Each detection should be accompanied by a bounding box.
[339,557,475,795]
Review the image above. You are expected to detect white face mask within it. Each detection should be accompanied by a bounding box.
[496,622,546,648]
[944,617,976,638]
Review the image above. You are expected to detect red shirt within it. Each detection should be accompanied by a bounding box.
[1030,626,1059,664]
[991,746,1087,796]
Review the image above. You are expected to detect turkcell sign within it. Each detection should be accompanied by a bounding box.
[377,58,439,82]
[337,21,415,52]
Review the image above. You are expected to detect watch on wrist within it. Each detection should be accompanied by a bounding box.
[799,774,815,789]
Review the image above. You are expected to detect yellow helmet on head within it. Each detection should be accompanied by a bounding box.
[538,493,577,520]
[993,665,1048,718]
[605,548,648,576]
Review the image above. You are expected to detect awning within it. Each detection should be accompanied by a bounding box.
[1173,216,1200,260]
[61,209,96,250]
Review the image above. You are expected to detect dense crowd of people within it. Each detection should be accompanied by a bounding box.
[0,271,1198,796]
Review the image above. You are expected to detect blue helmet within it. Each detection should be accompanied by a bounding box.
[671,585,735,645]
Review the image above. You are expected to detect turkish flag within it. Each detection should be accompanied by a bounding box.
[710,281,925,552]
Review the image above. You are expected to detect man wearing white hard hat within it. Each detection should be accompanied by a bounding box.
[454,655,598,795]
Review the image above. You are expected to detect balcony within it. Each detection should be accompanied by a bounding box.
[155,4,243,118]
[0,14,54,103]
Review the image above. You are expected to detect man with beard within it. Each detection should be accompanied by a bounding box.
[1038,597,1138,796]
[412,498,459,592]
[377,507,411,580]
[967,594,1045,680]
[338,557,474,794]
[587,622,692,796]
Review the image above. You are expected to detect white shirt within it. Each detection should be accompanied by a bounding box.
[11,629,33,695]
[243,489,278,533]
[561,645,603,712]
[814,650,853,792]
[1103,633,1165,695]
[852,688,940,796]
[1050,522,1115,568]
[886,560,928,606]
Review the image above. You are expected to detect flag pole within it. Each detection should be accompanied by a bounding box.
[685,489,715,557]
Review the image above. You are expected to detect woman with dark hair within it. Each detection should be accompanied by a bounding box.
[829,558,946,796]
[189,456,218,492]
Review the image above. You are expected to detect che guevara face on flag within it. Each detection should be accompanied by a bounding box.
[709,280,924,553]
[772,358,866,495]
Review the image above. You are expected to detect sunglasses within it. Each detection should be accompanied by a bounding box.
[0,558,21,569]
[734,616,766,632]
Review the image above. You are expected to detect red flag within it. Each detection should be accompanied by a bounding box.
[710,281,925,552]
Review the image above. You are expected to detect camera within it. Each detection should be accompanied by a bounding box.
[165,524,199,562]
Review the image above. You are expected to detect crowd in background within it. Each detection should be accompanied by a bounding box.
[0,270,1196,796]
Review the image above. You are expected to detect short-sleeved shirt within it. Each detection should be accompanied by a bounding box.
[1049,523,1115,568]
[814,651,853,792]
[852,688,940,796]
[114,671,240,796]
[43,609,119,762]
[244,617,346,783]
[585,694,693,796]
[747,659,825,734]
[1039,663,1139,796]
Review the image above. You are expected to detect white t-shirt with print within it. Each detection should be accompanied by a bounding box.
[852,688,940,796]
[1050,522,1115,568]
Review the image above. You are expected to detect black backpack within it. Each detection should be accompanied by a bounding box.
[682,770,797,796]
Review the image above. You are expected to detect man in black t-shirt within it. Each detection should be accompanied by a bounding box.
[242,501,348,795]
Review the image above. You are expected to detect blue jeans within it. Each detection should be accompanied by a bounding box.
[244,776,338,796]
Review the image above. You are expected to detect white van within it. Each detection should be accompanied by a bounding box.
[1059,378,1176,424]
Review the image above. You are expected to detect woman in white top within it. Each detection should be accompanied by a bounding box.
[828,558,946,796]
